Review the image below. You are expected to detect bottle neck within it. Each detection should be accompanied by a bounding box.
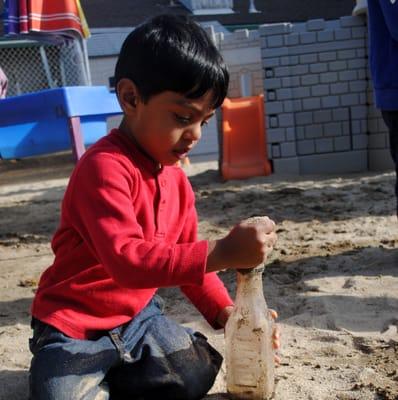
[235,268,264,300]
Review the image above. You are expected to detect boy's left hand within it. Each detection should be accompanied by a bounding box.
[217,306,281,364]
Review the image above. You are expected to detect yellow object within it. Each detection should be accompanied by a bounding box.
[76,0,91,38]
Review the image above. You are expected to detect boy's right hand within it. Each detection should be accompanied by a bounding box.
[206,216,277,272]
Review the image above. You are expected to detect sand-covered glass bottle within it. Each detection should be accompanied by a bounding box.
[225,266,275,400]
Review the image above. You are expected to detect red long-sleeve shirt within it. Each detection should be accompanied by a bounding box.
[31,129,233,339]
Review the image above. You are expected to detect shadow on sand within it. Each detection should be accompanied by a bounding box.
[190,169,396,226]
[0,370,29,400]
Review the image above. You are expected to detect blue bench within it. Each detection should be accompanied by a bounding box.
[0,86,122,161]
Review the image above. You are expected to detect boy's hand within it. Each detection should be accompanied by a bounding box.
[217,306,281,364]
[207,216,277,272]
[269,309,281,364]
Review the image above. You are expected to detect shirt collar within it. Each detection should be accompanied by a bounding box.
[110,128,163,175]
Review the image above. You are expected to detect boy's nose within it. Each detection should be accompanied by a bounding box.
[184,124,202,142]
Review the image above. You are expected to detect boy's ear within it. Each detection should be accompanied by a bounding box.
[116,78,140,114]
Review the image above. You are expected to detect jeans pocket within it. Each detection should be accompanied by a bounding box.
[152,295,165,312]
[29,319,52,354]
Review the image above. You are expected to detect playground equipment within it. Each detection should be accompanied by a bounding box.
[0,86,122,161]
[220,94,272,180]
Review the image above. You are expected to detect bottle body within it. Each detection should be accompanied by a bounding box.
[225,268,274,400]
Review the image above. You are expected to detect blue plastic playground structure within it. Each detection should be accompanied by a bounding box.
[0,86,122,160]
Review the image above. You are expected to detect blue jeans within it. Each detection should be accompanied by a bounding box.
[382,110,398,215]
[29,296,222,400]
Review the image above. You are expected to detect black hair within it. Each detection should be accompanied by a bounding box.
[114,14,229,109]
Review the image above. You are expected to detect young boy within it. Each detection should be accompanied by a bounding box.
[29,14,278,400]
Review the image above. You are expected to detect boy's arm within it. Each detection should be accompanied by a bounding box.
[66,154,209,289]
[178,199,234,329]
[215,305,234,328]
[179,190,277,328]
[181,274,234,329]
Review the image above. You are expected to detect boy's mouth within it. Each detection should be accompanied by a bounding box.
[173,147,192,159]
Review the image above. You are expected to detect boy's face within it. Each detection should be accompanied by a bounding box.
[121,85,215,166]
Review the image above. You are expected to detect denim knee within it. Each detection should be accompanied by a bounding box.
[29,319,118,400]
[144,317,222,400]
[107,328,222,400]
[162,332,223,400]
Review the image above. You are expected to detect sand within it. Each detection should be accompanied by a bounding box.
[0,154,397,400]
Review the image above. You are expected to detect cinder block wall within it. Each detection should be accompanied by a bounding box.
[260,15,393,174]
[214,29,264,98]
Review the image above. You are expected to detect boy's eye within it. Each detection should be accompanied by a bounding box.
[201,114,214,127]
[174,114,191,125]
[174,113,213,127]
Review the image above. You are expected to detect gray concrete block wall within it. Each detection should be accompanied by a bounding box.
[260,16,373,174]
[227,63,264,98]
[260,15,393,175]
[215,29,264,97]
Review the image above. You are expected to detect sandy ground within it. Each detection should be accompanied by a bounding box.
[0,154,397,400]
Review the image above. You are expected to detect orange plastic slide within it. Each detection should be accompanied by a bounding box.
[220,94,272,180]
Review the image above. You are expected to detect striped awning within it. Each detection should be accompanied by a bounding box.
[3,0,90,39]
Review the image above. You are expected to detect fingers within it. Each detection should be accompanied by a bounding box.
[269,309,278,320]
[224,216,277,270]
[269,308,281,352]
[261,233,278,258]
[243,216,276,234]
[272,328,281,350]
[260,231,278,245]
[269,231,278,246]
[272,323,281,365]
[259,217,275,234]
[258,229,277,264]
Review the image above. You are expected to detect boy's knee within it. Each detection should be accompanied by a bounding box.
[30,353,109,400]
[30,372,109,400]
[174,365,219,400]
[167,333,223,400]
